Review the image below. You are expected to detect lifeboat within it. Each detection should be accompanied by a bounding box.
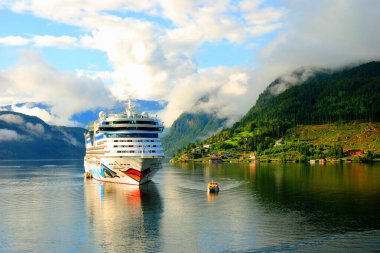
[207,181,220,193]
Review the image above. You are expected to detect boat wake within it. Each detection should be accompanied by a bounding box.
[175,180,244,192]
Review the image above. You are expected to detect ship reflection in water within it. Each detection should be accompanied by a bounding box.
[84,180,162,252]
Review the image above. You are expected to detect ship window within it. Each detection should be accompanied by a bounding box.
[136,120,158,125]
[105,133,158,138]
[99,126,160,131]
[112,121,132,124]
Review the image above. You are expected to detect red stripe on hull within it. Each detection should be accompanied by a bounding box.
[121,168,151,182]
[92,177,151,185]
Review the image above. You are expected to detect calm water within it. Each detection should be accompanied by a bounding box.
[0,160,379,252]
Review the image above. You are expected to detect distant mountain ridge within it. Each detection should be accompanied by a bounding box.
[0,111,85,159]
[162,112,226,157]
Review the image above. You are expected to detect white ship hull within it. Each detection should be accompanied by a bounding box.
[84,101,164,185]
[84,156,162,185]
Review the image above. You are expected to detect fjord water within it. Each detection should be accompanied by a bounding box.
[0,161,379,252]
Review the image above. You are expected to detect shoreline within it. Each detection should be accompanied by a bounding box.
[170,157,380,164]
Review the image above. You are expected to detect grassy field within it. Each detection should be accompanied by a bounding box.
[286,122,380,153]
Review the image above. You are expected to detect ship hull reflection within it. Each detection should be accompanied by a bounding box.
[84,179,163,252]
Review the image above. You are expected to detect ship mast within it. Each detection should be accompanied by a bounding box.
[126,98,136,117]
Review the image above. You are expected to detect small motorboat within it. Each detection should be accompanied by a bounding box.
[207,181,220,193]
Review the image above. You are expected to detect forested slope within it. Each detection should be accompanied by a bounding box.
[162,113,225,157]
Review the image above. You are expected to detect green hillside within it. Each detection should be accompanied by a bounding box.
[258,122,380,162]
[162,112,226,157]
[237,61,380,129]
[172,62,380,162]
[0,111,85,159]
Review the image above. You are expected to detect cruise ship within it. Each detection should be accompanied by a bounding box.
[84,101,164,185]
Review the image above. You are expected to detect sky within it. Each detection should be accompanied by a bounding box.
[0,0,379,126]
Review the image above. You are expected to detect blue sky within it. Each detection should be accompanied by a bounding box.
[0,0,379,126]
[0,9,110,71]
[0,9,83,36]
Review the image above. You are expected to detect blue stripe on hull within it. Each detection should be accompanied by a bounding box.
[90,164,119,179]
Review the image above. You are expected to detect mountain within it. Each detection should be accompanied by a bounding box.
[172,61,380,161]
[161,112,226,157]
[0,111,85,159]
[237,61,380,129]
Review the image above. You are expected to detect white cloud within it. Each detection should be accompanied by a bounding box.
[2,0,284,100]
[69,1,284,125]
[0,52,115,126]
[159,67,253,126]
[0,35,78,48]
[0,36,30,46]
[239,0,261,12]
[269,67,324,95]
[234,0,380,110]
[11,104,56,124]
[243,7,283,26]
[33,35,78,48]
[258,0,380,70]
[58,129,81,146]
[0,129,26,142]
[76,69,114,82]
[0,114,25,124]
[25,122,45,135]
